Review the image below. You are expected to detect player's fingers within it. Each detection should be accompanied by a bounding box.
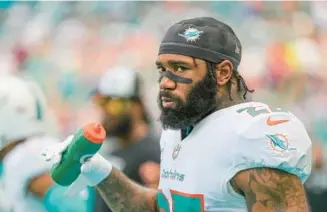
[41,145,65,162]
[51,153,63,164]
[41,143,63,160]
[41,135,74,161]
[41,147,56,161]
[59,135,74,152]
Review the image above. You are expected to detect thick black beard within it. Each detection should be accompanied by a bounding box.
[158,71,218,130]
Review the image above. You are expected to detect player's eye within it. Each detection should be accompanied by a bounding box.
[156,66,166,73]
[175,65,188,73]
[156,66,165,83]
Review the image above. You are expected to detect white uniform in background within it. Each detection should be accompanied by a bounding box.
[0,75,59,212]
[1,136,59,212]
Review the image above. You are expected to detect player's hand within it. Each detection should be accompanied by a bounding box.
[42,135,74,164]
[41,135,112,195]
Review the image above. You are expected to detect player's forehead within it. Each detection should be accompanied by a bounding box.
[156,54,205,68]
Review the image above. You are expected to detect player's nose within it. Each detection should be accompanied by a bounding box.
[159,76,176,90]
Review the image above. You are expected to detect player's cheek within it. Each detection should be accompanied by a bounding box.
[174,84,191,103]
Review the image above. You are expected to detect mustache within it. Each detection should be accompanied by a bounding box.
[159,91,180,101]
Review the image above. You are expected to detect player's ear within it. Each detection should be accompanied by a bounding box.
[216,60,233,86]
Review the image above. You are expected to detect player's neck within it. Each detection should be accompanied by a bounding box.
[180,93,246,134]
[216,92,246,111]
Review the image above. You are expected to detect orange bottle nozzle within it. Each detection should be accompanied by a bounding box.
[94,124,101,133]
[83,123,106,144]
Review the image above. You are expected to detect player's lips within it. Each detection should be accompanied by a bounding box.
[161,97,175,108]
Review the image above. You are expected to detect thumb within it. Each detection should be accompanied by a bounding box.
[41,135,74,162]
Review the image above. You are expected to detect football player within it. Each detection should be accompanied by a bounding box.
[0,75,93,212]
[42,17,312,212]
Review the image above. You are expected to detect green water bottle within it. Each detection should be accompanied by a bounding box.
[51,123,106,186]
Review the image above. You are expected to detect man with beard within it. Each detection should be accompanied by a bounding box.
[91,67,161,212]
[42,17,312,211]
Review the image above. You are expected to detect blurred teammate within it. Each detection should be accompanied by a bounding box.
[91,67,160,211]
[43,17,312,211]
[0,75,93,212]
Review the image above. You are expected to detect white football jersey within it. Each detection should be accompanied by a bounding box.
[0,135,59,212]
[158,102,312,212]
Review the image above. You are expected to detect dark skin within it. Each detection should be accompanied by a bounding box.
[95,54,309,212]
[231,169,308,212]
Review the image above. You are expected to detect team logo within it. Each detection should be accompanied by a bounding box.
[267,133,296,153]
[172,144,182,160]
[178,27,203,43]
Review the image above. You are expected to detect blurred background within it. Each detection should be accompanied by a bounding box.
[0,1,327,211]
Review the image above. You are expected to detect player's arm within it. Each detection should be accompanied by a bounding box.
[25,138,92,212]
[28,173,54,197]
[96,168,160,212]
[231,168,309,212]
[42,135,162,212]
[86,135,162,211]
[230,108,312,212]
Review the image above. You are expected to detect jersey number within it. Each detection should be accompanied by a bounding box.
[237,106,289,117]
[157,190,204,212]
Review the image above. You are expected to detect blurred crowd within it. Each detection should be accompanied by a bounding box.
[0,1,327,211]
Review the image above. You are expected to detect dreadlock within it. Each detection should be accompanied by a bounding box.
[232,71,255,99]
[206,61,254,100]
[190,58,254,100]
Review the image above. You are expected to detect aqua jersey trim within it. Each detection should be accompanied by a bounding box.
[235,159,310,183]
[44,184,95,212]
[186,126,193,136]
